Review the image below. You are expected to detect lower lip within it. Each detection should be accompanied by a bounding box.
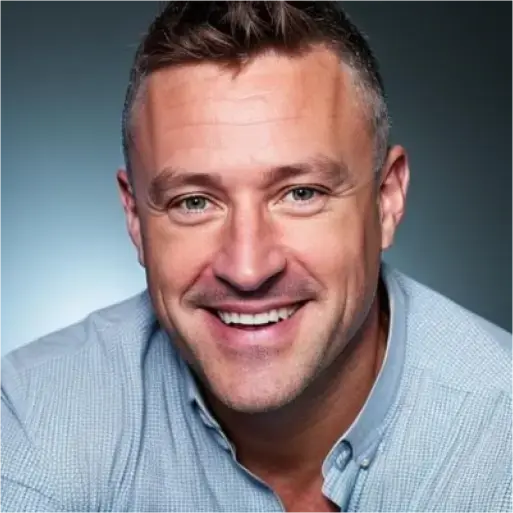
[202,305,305,354]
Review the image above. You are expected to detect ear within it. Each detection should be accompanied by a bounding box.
[377,145,410,251]
[116,169,145,267]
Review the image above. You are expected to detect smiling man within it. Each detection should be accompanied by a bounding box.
[2,2,511,512]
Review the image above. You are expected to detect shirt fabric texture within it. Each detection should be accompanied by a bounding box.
[2,263,512,512]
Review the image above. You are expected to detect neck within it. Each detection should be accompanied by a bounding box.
[202,280,389,485]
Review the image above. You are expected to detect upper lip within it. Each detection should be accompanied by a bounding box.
[203,300,307,315]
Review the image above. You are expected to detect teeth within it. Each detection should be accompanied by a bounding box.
[217,306,299,326]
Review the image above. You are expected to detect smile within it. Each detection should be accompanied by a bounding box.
[216,305,301,326]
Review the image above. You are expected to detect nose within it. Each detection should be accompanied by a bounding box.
[212,205,286,292]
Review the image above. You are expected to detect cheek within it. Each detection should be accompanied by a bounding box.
[280,204,372,283]
[141,217,219,296]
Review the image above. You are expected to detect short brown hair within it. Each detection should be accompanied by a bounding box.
[122,1,389,179]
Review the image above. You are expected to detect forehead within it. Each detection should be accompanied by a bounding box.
[130,47,373,182]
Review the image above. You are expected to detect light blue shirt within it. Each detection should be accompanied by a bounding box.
[2,264,511,512]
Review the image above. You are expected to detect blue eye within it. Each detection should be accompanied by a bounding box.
[289,188,316,202]
[180,196,209,211]
[279,186,328,215]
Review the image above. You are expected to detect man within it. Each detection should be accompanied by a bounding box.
[1,2,511,512]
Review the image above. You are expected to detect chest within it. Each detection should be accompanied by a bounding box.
[270,476,340,512]
[108,387,504,512]
[279,492,339,512]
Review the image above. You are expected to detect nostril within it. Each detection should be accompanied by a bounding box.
[213,268,287,297]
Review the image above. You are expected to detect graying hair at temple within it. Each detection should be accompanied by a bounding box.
[121,1,390,180]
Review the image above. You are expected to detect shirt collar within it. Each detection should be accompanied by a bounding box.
[179,261,407,467]
[327,261,407,468]
[180,358,222,431]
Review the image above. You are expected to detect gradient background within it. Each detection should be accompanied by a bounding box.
[2,2,511,356]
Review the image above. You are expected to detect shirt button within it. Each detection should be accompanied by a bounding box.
[335,448,350,469]
[360,458,370,469]
[335,454,345,469]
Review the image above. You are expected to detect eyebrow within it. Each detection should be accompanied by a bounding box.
[147,154,351,206]
[148,170,225,207]
[263,155,351,189]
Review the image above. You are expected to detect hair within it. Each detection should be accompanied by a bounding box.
[121,1,390,180]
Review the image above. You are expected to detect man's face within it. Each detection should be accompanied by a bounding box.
[120,47,407,413]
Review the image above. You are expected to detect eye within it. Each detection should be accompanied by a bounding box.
[166,194,223,225]
[283,187,323,203]
[174,195,210,212]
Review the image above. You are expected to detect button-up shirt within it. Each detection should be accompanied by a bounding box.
[2,263,511,511]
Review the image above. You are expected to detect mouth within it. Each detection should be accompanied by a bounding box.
[198,301,308,356]
[212,304,302,330]
[203,301,306,331]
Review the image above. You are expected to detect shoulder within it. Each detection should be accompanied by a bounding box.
[2,286,155,376]
[372,266,512,511]
[2,289,161,430]
[1,291,163,510]
[387,264,511,397]
[3,290,156,372]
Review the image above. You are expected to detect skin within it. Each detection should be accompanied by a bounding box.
[118,46,409,511]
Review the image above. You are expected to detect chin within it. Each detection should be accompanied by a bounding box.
[201,360,320,415]
[216,391,299,414]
